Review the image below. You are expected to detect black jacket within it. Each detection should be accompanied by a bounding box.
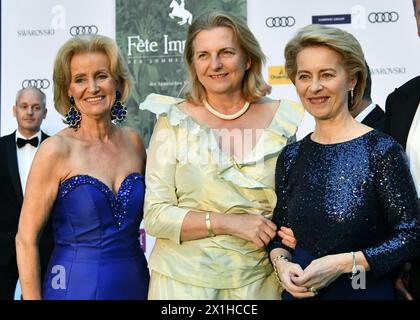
[384,76,420,299]
[0,131,53,269]
[361,104,385,131]
[384,75,420,149]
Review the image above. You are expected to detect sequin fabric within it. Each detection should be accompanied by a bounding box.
[59,172,142,230]
[269,130,420,278]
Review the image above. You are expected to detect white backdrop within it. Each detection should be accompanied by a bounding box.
[247,0,420,139]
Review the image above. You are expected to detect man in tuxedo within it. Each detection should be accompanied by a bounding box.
[351,62,385,130]
[383,0,420,300]
[0,87,54,300]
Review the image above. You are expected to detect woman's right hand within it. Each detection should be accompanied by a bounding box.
[275,259,317,299]
[217,213,277,248]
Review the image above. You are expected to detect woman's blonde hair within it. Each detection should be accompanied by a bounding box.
[183,11,271,104]
[53,34,132,115]
[284,24,366,109]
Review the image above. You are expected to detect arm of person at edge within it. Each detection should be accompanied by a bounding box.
[394,263,414,300]
[144,115,277,248]
[384,92,414,301]
[15,136,68,300]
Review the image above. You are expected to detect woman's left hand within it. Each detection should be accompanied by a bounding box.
[290,254,347,293]
[278,226,297,249]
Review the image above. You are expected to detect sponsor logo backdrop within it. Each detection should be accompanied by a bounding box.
[3,0,419,166]
[247,0,420,139]
[1,0,115,136]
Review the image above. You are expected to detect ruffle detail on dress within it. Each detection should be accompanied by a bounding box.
[140,94,304,192]
[139,93,203,135]
[216,99,303,192]
[218,160,268,189]
[240,99,304,165]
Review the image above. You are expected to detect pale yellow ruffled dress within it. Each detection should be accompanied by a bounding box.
[140,94,303,300]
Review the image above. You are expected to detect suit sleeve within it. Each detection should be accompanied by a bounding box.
[383,90,397,135]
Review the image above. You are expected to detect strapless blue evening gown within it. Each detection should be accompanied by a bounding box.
[42,173,149,300]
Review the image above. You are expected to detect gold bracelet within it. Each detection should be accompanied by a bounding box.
[272,255,289,284]
[205,212,215,237]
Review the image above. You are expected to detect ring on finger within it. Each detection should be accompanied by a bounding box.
[308,286,318,295]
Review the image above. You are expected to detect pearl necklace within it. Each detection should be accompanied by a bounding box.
[204,100,251,120]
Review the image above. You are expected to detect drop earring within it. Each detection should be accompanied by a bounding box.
[64,96,81,130]
[111,91,128,124]
[348,88,354,108]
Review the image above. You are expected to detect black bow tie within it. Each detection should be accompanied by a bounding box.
[17,137,39,148]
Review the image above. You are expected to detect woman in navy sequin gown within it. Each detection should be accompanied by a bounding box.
[15,35,149,299]
[268,25,420,300]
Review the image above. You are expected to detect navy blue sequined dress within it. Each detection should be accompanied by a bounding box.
[42,173,149,300]
[269,130,420,300]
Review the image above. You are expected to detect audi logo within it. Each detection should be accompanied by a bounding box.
[69,25,99,36]
[265,16,296,28]
[21,79,50,89]
[368,11,399,23]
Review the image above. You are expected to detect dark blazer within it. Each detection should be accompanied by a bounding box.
[384,75,420,149]
[0,131,54,270]
[361,104,385,131]
[384,76,420,299]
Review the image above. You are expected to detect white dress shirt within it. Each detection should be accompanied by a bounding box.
[355,102,376,123]
[15,130,41,195]
[407,103,420,198]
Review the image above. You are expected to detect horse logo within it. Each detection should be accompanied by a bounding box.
[169,0,193,25]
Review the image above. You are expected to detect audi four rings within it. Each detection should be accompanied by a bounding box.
[266,16,296,28]
[69,25,99,36]
[21,79,50,89]
[368,12,399,23]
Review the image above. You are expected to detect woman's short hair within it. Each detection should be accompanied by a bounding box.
[183,11,271,104]
[284,24,367,110]
[53,34,132,115]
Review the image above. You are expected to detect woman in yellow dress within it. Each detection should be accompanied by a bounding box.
[140,11,303,299]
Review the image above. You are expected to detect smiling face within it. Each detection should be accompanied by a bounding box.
[294,46,356,121]
[192,26,250,100]
[67,51,117,118]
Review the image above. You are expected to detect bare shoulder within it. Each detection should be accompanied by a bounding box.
[177,99,202,114]
[121,126,146,156]
[254,96,279,108]
[177,100,194,108]
[37,129,72,162]
[253,97,281,118]
[29,129,74,184]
